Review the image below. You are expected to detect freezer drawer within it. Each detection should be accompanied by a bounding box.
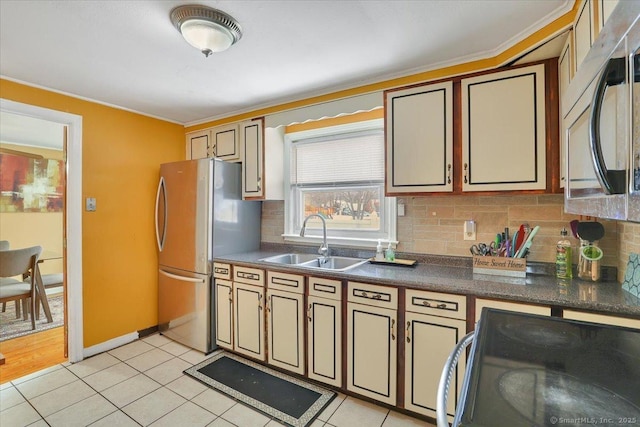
[158,267,212,353]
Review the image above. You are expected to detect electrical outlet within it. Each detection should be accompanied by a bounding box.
[464,220,476,240]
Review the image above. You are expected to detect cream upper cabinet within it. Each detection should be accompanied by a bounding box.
[241,120,284,201]
[461,63,547,192]
[385,81,453,194]
[307,277,342,388]
[599,0,619,31]
[573,0,596,73]
[185,124,241,162]
[266,271,305,375]
[558,35,572,189]
[212,123,241,162]
[346,282,397,405]
[241,120,263,199]
[186,129,210,160]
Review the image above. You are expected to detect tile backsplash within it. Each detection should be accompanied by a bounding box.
[261,195,639,282]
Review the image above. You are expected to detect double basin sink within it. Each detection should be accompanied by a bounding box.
[259,253,368,272]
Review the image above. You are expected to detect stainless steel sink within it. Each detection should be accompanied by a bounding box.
[298,256,368,271]
[259,253,320,265]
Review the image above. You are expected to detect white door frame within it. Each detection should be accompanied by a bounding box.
[1,98,84,363]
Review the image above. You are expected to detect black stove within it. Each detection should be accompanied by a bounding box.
[456,309,640,427]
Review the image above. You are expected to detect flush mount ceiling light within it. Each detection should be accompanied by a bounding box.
[170,4,242,57]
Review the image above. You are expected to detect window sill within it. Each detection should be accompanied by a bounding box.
[282,234,397,249]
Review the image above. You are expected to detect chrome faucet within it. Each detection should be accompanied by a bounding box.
[300,214,329,262]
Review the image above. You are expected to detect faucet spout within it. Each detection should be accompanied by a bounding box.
[300,214,329,261]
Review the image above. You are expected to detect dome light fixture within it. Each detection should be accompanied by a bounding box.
[170,4,242,57]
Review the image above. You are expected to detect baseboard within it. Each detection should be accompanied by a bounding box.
[83,331,139,359]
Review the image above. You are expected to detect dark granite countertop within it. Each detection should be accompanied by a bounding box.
[214,246,640,318]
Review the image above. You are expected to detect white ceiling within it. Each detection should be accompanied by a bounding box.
[0,0,571,125]
[0,112,64,150]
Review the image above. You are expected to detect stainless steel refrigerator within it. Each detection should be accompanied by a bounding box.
[155,158,261,353]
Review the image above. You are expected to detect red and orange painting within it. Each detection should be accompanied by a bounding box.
[0,154,64,213]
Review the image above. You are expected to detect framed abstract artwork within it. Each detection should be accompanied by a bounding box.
[0,153,64,213]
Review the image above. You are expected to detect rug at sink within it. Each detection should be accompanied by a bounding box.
[184,351,335,427]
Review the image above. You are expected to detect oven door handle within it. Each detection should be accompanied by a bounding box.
[436,331,475,427]
[589,57,626,195]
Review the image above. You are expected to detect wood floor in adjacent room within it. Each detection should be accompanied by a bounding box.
[0,326,67,384]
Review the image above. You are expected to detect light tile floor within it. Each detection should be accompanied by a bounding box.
[0,334,436,427]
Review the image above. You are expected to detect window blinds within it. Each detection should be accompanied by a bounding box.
[291,132,385,185]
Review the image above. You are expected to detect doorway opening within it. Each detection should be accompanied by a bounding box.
[0,99,83,374]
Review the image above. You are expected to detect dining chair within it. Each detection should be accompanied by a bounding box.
[0,246,42,330]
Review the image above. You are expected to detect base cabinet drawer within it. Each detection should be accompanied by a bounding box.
[347,302,397,405]
[563,310,640,330]
[475,298,551,322]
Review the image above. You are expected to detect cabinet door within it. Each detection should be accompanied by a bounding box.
[404,312,466,420]
[215,279,233,350]
[558,36,572,189]
[347,302,397,405]
[266,289,305,374]
[308,295,342,387]
[212,123,240,162]
[187,130,210,160]
[385,81,453,194]
[233,282,265,360]
[599,0,619,30]
[574,0,595,73]
[461,64,547,192]
[242,120,264,199]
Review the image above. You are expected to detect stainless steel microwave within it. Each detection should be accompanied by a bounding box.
[563,2,639,221]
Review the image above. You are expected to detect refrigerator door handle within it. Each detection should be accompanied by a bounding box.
[155,176,167,251]
[159,269,206,283]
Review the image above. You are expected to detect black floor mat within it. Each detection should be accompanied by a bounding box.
[184,351,335,427]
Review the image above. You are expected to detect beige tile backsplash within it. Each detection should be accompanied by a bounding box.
[261,195,640,282]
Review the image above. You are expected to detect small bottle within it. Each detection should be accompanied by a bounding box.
[385,242,395,262]
[375,240,385,261]
[556,228,573,279]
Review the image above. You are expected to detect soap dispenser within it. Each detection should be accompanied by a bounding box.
[375,240,385,261]
[385,242,395,262]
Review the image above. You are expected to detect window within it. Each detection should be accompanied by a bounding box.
[284,118,396,247]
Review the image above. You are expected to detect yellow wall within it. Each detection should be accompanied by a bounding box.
[0,79,184,347]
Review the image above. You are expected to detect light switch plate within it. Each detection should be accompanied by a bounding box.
[86,197,96,212]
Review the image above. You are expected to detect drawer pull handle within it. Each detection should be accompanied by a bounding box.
[360,291,368,297]
[406,321,411,343]
[437,303,447,309]
[373,294,382,300]
[422,301,431,307]
[391,318,396,341]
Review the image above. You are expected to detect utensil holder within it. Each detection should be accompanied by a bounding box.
[578,240,602,282]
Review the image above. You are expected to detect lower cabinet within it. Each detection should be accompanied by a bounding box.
[233,281,266,360]
[404,290,467,421]
[267,288,305,374]
[563,309,640,330]
[346,282,398,405]
[307,277,342,388]
[214,278,234,350]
